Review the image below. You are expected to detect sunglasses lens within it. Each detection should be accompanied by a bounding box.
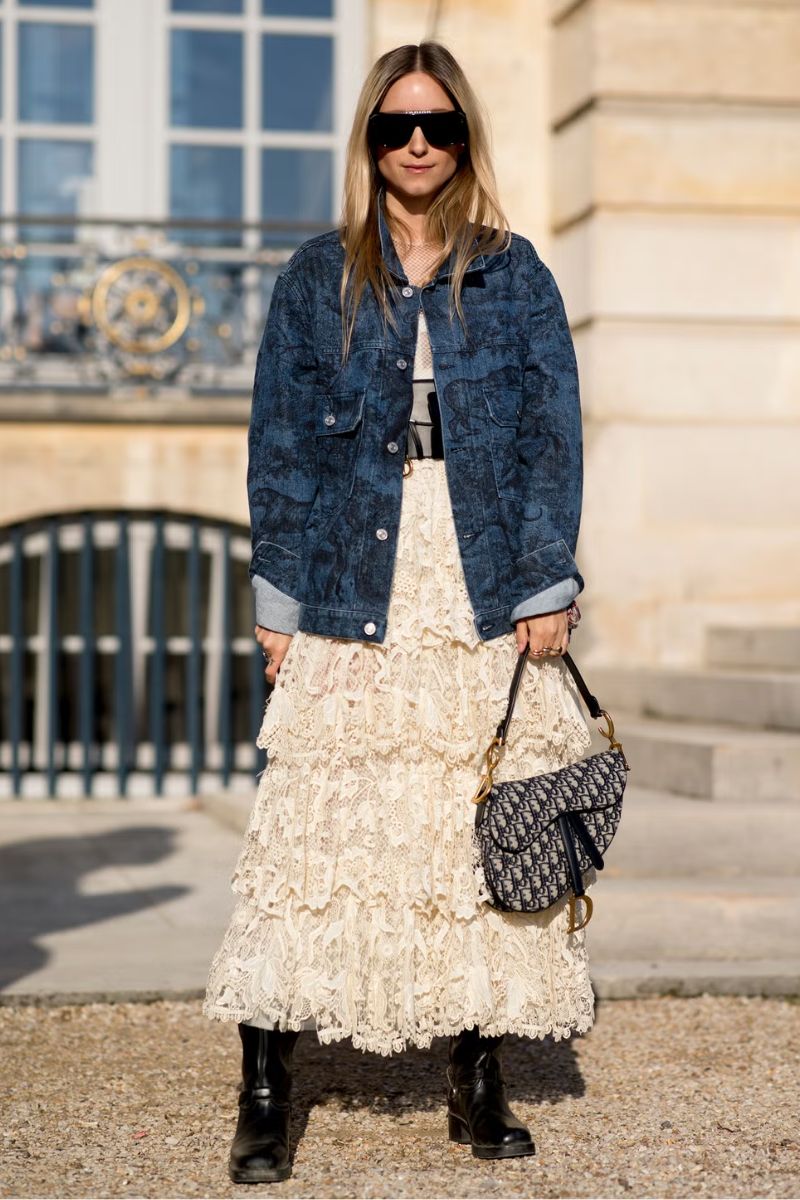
[422,111,466,146]
[368,110,467,149]
[368,113,414,149]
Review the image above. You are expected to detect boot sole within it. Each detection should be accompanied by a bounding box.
[448,1112,536,1160]
[228,1162,292,1183]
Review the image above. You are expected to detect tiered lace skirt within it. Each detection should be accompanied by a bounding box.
[202,458,595,1056]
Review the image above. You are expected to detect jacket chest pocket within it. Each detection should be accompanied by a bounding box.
[483,385,522,500]
[314,388,366,514]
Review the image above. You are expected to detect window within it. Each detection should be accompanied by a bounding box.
[166,0,350,247]
[0,2,98,232]
[0,0,365,234]
[18,20,93,122]
[170,28,243,129]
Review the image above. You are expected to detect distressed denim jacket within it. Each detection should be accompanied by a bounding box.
[248,188,584,643]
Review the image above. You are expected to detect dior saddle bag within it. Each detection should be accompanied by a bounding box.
[471,648,631,933]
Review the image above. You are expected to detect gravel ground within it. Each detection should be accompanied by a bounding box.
[1,995,798,1199]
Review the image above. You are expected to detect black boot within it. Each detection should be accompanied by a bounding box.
[447,1026,536,1160]
[228,1023,301,1184]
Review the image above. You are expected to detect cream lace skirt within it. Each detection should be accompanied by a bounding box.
[202,458,595,1056]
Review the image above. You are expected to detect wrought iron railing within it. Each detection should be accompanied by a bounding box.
[0,215,330,393]
[0,509,272,798]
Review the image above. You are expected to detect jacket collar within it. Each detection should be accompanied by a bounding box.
[376,185,487,283]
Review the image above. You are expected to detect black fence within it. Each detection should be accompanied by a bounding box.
[0,509,270,798]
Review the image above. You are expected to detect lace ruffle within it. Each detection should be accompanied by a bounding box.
[203,459,595,1055]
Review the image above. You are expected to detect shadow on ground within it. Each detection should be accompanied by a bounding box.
[0,826,188,990]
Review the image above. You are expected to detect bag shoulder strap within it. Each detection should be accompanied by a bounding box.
[472,648,630,807]
[498,649,603,743]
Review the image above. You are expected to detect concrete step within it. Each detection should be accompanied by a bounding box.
[590,664,800,732]
[602,786,800,877]
[585,875,800,963]
[610,713,800,802]
[707,625,800,672]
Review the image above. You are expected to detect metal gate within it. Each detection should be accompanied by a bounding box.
[0,510,269,798]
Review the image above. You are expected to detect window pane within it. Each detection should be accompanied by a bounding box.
[263,0,332,15]
[170,29,242,129]
[171,0,242,11]
[18,22,94,124]
[261,147,332,237]
[262,34,332,132]
[170,144,242,246]
[18,139,94,241]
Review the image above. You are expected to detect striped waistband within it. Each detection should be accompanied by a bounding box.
[406,383,444,460]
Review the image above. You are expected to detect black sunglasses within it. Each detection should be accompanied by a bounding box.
[367,109,468,150]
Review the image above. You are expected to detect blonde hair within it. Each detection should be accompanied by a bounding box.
[338,41,512,364]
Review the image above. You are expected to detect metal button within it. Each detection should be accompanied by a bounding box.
[396,358,407,370]
[401,286,414,297]
[386,441,399,453]
[323,413,336,426]
[364,621,376,635]
[376,527,388,540]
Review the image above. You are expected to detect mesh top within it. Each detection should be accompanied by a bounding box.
[397,240,440,439]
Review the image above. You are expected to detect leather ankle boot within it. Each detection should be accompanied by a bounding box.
[228,1023,301,1183]
[447,1026,536,1160]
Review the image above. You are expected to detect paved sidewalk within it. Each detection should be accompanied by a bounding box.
[0,796,235,1001]
[1,786,798,1004]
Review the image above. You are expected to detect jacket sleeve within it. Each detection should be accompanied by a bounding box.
[508,241,585,611]
[509,576,580,623]
[247,268,318,635]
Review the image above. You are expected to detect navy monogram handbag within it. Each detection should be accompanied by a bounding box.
[472,648,631,933]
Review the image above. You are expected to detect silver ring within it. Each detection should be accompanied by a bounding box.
[261,649,272,664]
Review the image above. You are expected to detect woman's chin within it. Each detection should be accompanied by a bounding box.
[384,173,447,202]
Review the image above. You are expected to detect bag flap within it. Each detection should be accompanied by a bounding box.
[485,748,627,854]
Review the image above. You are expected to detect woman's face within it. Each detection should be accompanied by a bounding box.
[372,71,465,206]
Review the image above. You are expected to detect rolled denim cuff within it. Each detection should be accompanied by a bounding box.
[252,575,301,635]
[509,576,580,623]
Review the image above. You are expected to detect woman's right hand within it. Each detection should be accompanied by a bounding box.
[254,625,294,686]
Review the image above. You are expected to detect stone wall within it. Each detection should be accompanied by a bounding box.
[0,424,248,529]
[549,0,800,664]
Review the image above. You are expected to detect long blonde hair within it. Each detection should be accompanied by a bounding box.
[338,41,512,363]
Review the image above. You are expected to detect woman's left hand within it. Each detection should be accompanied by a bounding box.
[514,610,569,657]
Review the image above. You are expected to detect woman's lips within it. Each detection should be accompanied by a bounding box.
[404,165,432,173]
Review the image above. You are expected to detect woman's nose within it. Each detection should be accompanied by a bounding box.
[407,126,429,153]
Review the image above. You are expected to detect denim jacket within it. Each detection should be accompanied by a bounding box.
[248,188,584,643]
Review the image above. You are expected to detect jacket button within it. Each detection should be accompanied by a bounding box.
[401,286,414,297]
[323,413,336,426]
[396,358,407,370]
[386,441,399,453]
[364,621,376,635]
[375,527,388,540]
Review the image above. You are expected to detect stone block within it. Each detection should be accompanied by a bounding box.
[554,211,800,324]
[574,321,800,423]
[554,104,800,224]
[551,0,800,123]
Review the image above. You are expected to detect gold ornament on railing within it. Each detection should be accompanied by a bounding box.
[90,256,192,354]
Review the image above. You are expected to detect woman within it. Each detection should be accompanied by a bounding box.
[203,40,593,1184]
